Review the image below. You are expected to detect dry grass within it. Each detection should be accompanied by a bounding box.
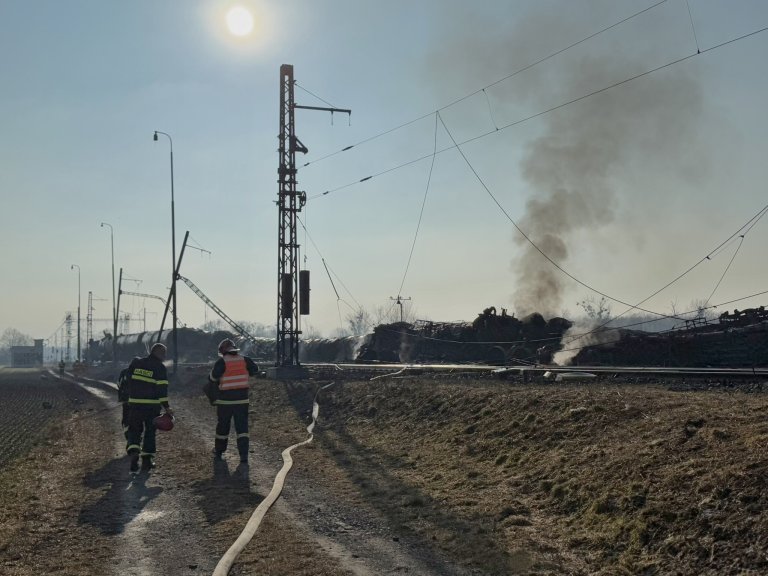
[306,377,768,575]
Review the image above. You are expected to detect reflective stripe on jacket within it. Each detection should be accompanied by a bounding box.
[219,354,249,390]
[127,355,168,405]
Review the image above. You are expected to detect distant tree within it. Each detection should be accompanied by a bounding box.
[577,296,612,322]
[302,323,323,339]
[237,321,270,337]
[346,307,372,336]
[200,319,226,333]
[688,298,716,320]
[0,327,32,350]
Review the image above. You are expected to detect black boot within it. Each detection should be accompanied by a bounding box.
[129,453,140,474]
[141,456,155,471]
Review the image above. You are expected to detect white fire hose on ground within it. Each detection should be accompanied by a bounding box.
[212,382,335,576]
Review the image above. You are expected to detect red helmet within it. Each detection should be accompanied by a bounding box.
[218,338,240,355]
[153,413,175,432]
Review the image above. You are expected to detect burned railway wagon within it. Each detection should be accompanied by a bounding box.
[88,328,275,365]
[356,308,573,365]
[573,321,768,367]
[88,328,364,366]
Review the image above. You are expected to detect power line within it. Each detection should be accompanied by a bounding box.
[685,0,701,53]
[439,97,768,329]
[558,200,768,350]
[296,215,362,311]
[311,24,768,200]
[436,109,673,319]
[482,89,499,131]
[303,189,765,344]
[299,24,768,338]
[598,202,768,327]
[382,287,768,348]
[397,113,439,298]
[704,236,744,307]
[531,289,768,361]
[301,0,669,169]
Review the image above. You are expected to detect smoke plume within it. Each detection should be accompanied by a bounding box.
[513,57,703,317]
[552,320,620,366]
[426,4,708,320]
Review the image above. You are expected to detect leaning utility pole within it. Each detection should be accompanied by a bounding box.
[157,230,190,377]
[115,268,123,364]
[273,64,350,378]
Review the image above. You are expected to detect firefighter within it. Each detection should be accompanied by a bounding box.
[208,339,259,464]
[118,357,140,443]
[124,343,173,473]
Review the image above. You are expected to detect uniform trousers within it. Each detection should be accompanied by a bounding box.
[126,404,160,459]
[215,404,249,460]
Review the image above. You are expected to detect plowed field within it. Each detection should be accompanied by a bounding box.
[0,368,96,467]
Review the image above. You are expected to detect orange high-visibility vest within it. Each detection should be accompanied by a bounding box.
[219,355,249,390]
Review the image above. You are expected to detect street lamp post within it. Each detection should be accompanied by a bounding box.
[70,264,81,362]
[100,222,116,365]
[153,130,178,376]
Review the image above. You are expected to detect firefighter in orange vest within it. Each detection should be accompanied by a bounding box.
[208,339,259,464]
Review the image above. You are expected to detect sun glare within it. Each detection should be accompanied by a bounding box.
[226,6,254,36]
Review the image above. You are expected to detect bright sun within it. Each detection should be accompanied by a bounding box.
[226,6,254,37]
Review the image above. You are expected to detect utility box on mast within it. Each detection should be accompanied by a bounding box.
[270,64,349,380]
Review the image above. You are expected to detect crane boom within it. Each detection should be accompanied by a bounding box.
[176,275,258,343]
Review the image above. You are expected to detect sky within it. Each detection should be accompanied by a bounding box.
[1,0,767,347]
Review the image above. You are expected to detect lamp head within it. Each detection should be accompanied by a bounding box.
[153,131,158,142]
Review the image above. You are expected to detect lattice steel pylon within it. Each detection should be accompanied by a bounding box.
[275,64,349,368]
[65,313,73,363]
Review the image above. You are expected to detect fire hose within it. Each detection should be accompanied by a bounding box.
[212,382,335,576]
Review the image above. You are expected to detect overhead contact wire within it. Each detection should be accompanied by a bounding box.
[381,287,768,348]
[594,201,768,336]
[397,113,439,298]
[685,0,701,53]
[302,0,668,169]
[312,24,768,200]
[436,110,673,319]
[297,215,362,311]
[704,236,744,308]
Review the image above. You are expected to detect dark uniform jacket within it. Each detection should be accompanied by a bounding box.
[126,354,169,408]
[208,354,259,405]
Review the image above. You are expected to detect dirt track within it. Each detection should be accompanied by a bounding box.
[1,366,767,575]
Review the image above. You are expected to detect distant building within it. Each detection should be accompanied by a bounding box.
[11,339,43,367]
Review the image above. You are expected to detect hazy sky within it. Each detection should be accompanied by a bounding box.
[1,0,767,345]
